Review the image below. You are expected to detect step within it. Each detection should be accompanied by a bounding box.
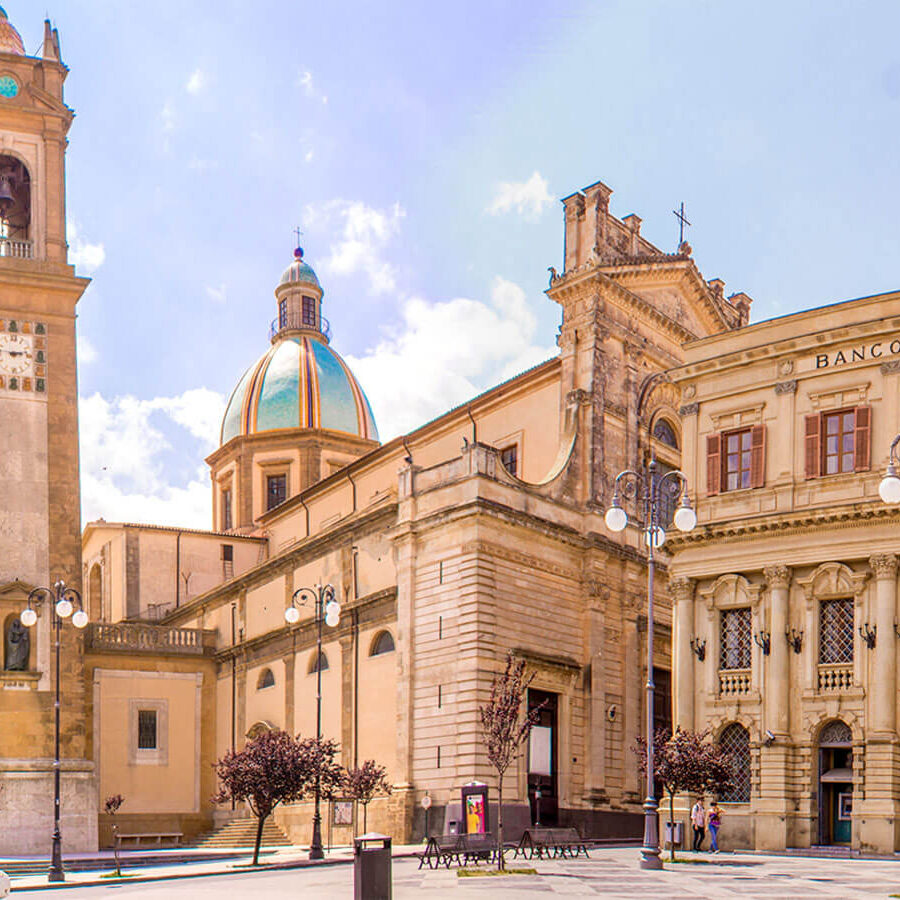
[189,820,293,849]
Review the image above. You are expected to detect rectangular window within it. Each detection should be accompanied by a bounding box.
[221,488,232,531]
[222,544,234,579]
[266,474,287,511]
[500,444,518,477]
[720,608,751,670]
[302,296,316,327]
[824,410,857,475]
[820,598,854,664]
[278,298,288,329]
[724,429,753,491]
[805,406,871,479]
[137,709,158,750]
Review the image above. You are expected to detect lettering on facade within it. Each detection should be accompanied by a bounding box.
[815,340,900,369]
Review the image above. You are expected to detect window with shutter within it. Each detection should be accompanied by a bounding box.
[750,424,766,488]
[706,433,721,495]
[854,405,871,472]
[804,414,821,479]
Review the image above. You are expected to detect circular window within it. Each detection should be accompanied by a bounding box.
[0,77,18,99]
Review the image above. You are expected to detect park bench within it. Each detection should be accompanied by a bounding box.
[114,831,183,849]
[514,826,589,860]
[415,833,499,868]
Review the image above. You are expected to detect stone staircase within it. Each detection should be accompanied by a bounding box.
[190,819,293,849]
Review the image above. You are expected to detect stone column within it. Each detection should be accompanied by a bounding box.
[763,566,791,737]
[757,566,792,851]
[670,577,695,731]
[869,554,898,735]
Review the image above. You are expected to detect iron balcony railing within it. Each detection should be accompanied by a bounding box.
[269,310,331,342]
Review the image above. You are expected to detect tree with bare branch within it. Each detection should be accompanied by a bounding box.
[343,760,392,834]
[213,729,344,865]
[479,652,542,871]
[104,794,125,878]
[633,727,735,861]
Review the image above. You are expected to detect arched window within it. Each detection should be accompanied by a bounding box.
[653,418,679,449]
[308,650,329,674]
[257,667,275,690]
[718,723,751,802]
[819,719,852,746]
[370,631,395,656]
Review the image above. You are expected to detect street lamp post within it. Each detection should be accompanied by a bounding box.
[605,457,696,870]
[284,584,341,861]
[20,580,89,883]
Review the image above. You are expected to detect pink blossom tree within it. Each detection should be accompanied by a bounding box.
[343,760,392,834]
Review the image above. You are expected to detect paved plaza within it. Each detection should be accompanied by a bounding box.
[10,847,900,898]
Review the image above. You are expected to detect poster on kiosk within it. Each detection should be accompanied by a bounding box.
[461,782,489,835]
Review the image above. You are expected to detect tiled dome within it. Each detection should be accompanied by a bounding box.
[0,8,24,55]
[220,335,378,445]
[279,258,320,289]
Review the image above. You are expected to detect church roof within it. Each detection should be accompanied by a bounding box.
[221,334,378,445]
[279,256,320,289]
[0,8,24,55]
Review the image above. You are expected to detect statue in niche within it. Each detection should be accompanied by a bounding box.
[5,618,29,671]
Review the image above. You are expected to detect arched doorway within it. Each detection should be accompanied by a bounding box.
[818,719,852,845]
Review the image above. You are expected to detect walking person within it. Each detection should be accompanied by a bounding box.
[691,799,706,851]
[707,801,722,853]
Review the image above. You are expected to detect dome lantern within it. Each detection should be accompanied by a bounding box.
[270,246,330,344]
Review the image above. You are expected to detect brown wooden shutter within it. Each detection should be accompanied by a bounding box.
[804,414,821,479]
[750,424,766,488]
[854,405,871,472]
[706,433,721,495]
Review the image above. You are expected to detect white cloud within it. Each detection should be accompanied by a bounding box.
[310,200,405,294]
[188,158,218,172]
[186,68,205,95]
[298,70,328,105]
[66,221,105,274]
[486,171,553,221]
[346,277,556,438]
[160,101,175,133]
[79,388,225,528]
[205,283,227,303]
[304,148,314,163]
[77,335,97,365]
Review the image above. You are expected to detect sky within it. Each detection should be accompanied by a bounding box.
[7,1,900,528]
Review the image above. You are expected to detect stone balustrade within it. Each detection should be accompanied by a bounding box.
[818,663,853,692]
[719,667,751,696]
[85,622,216,656]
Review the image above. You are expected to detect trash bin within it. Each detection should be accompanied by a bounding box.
[354,833,392,900]
[664,822,683,847]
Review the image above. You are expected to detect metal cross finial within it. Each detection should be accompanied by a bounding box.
[293,225,304,246]
[672,202,691,245]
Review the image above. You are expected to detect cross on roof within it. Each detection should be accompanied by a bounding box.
[672,202,691,246]
[293,226,304,247]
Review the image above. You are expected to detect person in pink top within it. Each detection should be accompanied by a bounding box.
[691,799,706,851]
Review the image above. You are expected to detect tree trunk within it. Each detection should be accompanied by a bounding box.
[669,790,676,862]
[112,823,121,877]
[497,776,504,871]
[363,802,368,834]
[253,813,267,866]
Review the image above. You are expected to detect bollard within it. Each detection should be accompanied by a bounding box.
[353,833,391,900]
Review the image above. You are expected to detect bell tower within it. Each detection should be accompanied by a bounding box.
[0,10,95,855]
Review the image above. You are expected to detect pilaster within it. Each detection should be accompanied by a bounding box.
[670,576,695,731]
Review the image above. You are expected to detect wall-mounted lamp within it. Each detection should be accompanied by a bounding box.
[859,623,877,650]
[754,630,771,656]
[764,729,776,747]
[689,637,706,661]
[785,627,803,654]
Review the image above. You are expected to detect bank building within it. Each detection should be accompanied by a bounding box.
[1,6,898,859]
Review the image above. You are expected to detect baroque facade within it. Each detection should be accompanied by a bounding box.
[82,181,743,846]
[668,290,900,853]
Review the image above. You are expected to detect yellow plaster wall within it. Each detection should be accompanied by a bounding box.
[357,627,397,776]
[294,639,341,743]
[246,659,286,731]
[245,577,286,640]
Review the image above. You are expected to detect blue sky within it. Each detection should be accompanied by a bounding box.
[8,1,900,526]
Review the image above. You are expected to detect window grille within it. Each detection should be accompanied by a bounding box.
[302,296,316,327]
[819,719,852,746]
[137,709,157,750]
[653,419,679,449]
[718,723,751,802]
[266,474,286,511]
[719,608,751,670]
[278,299,288,329]
[819,598,854,664]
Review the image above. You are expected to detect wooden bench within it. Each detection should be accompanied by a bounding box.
[114,831,183,849]
[515,826,589,860]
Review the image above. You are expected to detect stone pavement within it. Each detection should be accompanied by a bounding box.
[8,846,900,897]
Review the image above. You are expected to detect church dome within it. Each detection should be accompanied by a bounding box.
[0,8,24,55]
[279,253,320,289]
[221,336,378,444]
